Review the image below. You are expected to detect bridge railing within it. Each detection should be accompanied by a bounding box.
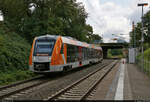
[136,57,150,75]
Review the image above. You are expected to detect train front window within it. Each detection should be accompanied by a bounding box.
[37,42,53,52]
[34,40,55,56]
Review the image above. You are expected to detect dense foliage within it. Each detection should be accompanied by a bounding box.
[0,0,101,43]
[107,49,124,58]
[0,24,36,85]
[0,0,102,85]
[0,24,31,72]
[136,48,150,73]
[130,11,150,49]
[0,0,102,71]
[137,48,150,60]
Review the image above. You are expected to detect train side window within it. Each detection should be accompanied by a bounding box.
[82,47,84,60]
[74,46,78,61]
[60,44,64,54]
[67,44,72,62]
[90,48,92,58]
[87,48,89,59]
[88,48,90,59]
[83,48,86,60]
[84,47,88,60]
[67,44,77,63]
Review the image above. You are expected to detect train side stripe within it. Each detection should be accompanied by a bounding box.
[51,36,64,65]
[29,38,36,65]
[64,44,67,64]
[61,54,66,64]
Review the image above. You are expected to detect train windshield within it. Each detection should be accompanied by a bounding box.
[34,39,55,56]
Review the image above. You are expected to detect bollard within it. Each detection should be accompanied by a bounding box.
[123,60,124,64]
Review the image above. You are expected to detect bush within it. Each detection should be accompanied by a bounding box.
[0,25,31,72]
[144,48,150,60]
[0,24,36,86]
[0,70,36,85]
[137,48,150,60]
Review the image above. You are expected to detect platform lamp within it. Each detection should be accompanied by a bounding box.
[137,3,148,70]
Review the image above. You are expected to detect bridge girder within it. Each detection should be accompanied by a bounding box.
[99,43,129,58]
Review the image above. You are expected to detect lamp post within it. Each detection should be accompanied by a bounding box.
[132,21,136,48]
[137,3,148,70]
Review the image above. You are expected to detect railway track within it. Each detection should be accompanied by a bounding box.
[44,60,119,101]
[0,75,49,100]
[0,60,116,100]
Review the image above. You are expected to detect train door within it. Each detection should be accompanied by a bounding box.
[78,46,82,66]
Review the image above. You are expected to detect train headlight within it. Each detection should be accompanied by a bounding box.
[49,57,51,61]
[33,57,36,61]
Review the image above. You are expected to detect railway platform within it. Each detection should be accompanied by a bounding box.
[1,59,150,101]
[89,59,150,100]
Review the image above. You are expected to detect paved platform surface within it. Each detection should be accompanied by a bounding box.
[87,60,120,100]
[90,59,150,100]
[126,63,150,100]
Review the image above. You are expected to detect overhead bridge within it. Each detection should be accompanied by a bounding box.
[99,43,129,58]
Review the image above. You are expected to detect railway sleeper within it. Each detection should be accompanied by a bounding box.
[64,93,83,96]
[61,95,82,98]
[57,96,81,100]
[4,98,12,100]
[70,88,87,91]
[67,91,85,94]
[59,95,82,98]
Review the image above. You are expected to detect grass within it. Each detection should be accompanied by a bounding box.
[0,70,36,86]
[136,48,150,74]
[107,49,124,59]
[136,58,150,75]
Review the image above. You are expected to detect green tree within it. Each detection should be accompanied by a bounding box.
[89,34,102,43]
[0,0,95,43]
[130,10,150,49]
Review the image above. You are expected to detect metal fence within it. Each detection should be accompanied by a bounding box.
[136,57,150,75]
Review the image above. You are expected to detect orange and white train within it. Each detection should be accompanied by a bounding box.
[29,35,103,73]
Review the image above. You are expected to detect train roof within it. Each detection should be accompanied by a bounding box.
[35,34,102,50]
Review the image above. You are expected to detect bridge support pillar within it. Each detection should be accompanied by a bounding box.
[103,48,108,59]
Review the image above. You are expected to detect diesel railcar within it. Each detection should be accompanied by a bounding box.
[29,35,103,73]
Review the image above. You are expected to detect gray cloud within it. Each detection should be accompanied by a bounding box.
[77,0,150,43]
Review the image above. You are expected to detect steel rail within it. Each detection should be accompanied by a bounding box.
[45,60,119,100]
[0,60,114,100]
[0,75,44,91]
[0,78,49,99]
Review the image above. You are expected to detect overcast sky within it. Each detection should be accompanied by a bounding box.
[77,0,150,42]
